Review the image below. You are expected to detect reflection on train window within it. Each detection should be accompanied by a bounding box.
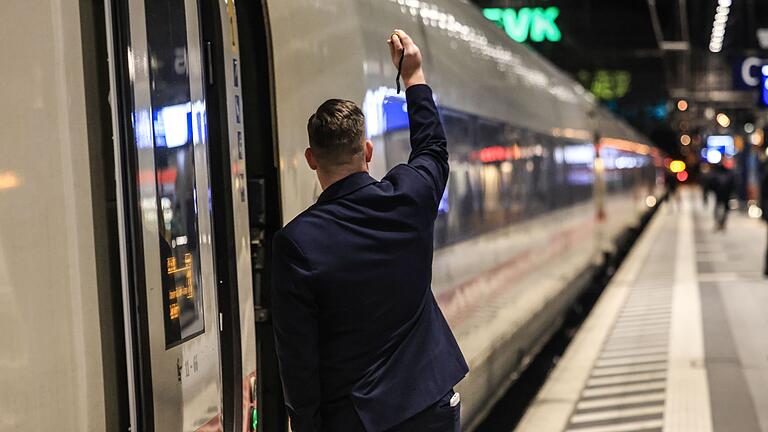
[378,102,656,249]
[145,0,205,348]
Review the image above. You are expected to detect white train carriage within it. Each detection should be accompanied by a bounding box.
[0,0,662,431]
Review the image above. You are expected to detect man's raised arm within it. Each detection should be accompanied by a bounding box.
[388,30,449,207]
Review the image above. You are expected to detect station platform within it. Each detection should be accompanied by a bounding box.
[514,188,768,432]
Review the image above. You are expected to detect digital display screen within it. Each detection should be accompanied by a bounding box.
[146,0,205,348]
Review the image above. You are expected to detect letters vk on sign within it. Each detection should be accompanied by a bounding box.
[483,7,562,43]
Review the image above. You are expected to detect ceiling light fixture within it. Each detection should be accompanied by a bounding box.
[709,0,730,53]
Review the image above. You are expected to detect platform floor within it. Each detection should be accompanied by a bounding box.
[514,189,768,432]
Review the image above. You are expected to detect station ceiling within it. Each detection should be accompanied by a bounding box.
[471,0,768,155]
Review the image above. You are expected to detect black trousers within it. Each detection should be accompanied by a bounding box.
[386,389,461,432]
[715,199,729,229]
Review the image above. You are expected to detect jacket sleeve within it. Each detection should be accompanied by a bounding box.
[405,84,449,208]
[271,231,322,431]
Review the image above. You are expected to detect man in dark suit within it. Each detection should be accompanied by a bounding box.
[271,29,468,432]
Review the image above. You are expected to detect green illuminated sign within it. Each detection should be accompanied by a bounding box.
[577,70,632,100]
[483,7,562,43]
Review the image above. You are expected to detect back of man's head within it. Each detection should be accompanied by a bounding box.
[307,99,365,167]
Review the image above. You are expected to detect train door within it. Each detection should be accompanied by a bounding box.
[198,0,285,430]
[198,0,265,430]
[106,0,230,430]
[231,2,290,430]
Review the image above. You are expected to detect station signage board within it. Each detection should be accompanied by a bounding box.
[483,7,562,43]
[733,56,767,89]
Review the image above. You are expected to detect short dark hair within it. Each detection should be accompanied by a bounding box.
[307,99,365,166]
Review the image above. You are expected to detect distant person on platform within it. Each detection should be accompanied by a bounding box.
[271,29,468,432]
[665,169,679,209]
[700,163,713,207]
[713,161,736,231]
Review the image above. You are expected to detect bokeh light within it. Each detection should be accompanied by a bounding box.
[716,113,731,128]
[707,149,723,164]
[670,160,686,173]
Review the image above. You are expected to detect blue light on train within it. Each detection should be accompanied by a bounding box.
[382,97,410,132]
[363,86,403,138]
[613,156,639,169]
[562,144,595,164]
[153,103,193,148]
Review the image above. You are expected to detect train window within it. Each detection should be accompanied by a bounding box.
[145,0,206,348]
[383,101,648,249]
[442,111,473,152]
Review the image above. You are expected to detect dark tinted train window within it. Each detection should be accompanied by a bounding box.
[601,147,654,194]
[435,113,475,247]
[382,101,655,250]
[145,0,206,348]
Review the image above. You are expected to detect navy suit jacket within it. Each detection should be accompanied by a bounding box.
[271,84,469,432]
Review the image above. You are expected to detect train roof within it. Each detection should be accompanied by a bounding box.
[362,0,652,147]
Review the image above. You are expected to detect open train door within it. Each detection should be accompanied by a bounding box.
[105,0,266,430]
[198,0,285,431]
[199,1,288,431]
[106,0,283,430]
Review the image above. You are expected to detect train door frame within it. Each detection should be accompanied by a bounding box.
[105,0,284,430]
[197,0,281,430]
[198,0,286,430]
[229,2,288,431]
[104,0,153,428]
[197,2,244,428]
[79,0,131,429]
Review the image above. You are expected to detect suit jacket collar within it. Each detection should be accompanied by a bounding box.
[316,171,377,204]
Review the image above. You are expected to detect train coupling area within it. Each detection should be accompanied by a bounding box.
[515,188,768,432]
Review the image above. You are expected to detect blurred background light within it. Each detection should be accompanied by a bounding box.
[707,148,723,164]
[669,160,686,173]
[680,134,691,145]
[676,100,688,111]
[0,171,21,191]
[716,113,731,127]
